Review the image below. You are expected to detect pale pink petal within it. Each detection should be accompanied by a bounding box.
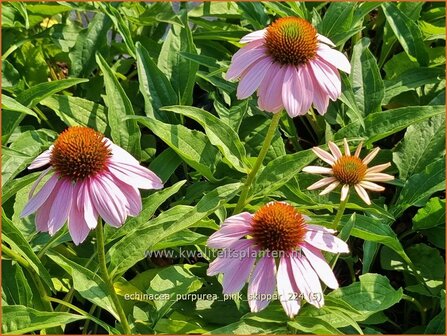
[305,229,349,253]
[298,65,315,114]
[237,57,273,99]
[35,181,62,232]
[113,178,142,216]
[29,167,52,198]
[364,173,394,182]
[359,181,385,192]
[307,177,336,190]
[104,138,139,165]
[282,66,302,117]
[354,184,372,205]
[366,162,391,174]
[302,166,333,174]
[207,240,253,275]
[248,256,276,313]
[319,181,340,195]
[343,139,351,156]
[317,34,335,47]
[226,47,268,81]
[68,184,91,245]
[89,176,127,227]
[306,224,337,234]
[362,147,380,165]
[78,181,98,229]
[328,141,343,159]
[48,179,74,235]
[309,66,330,115]
[309,59,341,100]
[28,146,53,170]
[340,184,350,201]
[311,147,336,165]
[240,29,266,43]
[292,256,324,308]
[317,44,351,73]
[258,64,286,113]
[208,213,253,249]
[354,142,363,157]
[21,174,59,217]
[277,256,301,318]
[301,242,339,289]
[108,161,163,190]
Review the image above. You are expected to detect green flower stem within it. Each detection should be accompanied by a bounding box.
[96,219,131,334]
[233,111,282,214]
[331,195,349,230]
[402,294,427,325]
[37,227,66,259]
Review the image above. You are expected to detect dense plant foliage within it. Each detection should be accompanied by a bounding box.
[2,1,445,334]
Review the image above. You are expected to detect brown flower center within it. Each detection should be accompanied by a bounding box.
[50,126,111,181]
[332,156,367,185]
[251,202,307,252]
[264,17,318,66]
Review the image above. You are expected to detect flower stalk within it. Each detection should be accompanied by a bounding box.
[331,195,349,230]
[96,219,131,334]
[233,112,282,214]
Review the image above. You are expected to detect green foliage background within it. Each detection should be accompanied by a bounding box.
[2,1,445,335]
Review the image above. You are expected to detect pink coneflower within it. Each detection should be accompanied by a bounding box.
[303,138,394,205]
[20,126,163,245]
[207,202,349,318]
[226,17,351,117]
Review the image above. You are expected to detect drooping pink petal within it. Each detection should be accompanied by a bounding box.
[306,224,337,234]
[258,64,286,113]
[317,44,351,73]
[281,66,302,117]
[207,240,254,275]
[340,184,350,201]
[328,142,343,160]
[311,147,336,165]
[309,67,330,115]
[35,181,62,232]
[108,161,163,190]
[309,59,341,101]
[305,228,349,253]
[89,176,127,227]
[226,45,267,80]
[248,255,276,313]
[21,174,59,217]
[29,167,52,198]
[317,34,335,47]
[208,213,253,249]
[28,146,53,170]
[319,181,340,195]
[362,147,380,165]
[301,242,339,289]
[48,179,74,235]
[292,255,324,308]
[113,177,142,216]
[307,177,337,190]
[364,173,394,182]
[68,185,91,245]
[359,181,385,192]
[297,65,314,114]
[104,139,139,165]
[237,57,273,99]
[277,256,301,318]
[240,29,266,43]
[78,181,98,229]
[366,162,391,174]
[302,166,333,174]
[354,184,371,205]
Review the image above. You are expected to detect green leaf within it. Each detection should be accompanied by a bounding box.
[158,12,198,105]
[350,38,384,115]
[338,73,365,128]
[288,316,342,334]
[329,273,403,319]
[393,114,445,180]
[392,158,445,217]
[161,105,249,173]
[46,251,119,319]
[69,12,112,77]
[407,243,445,283]
[319,2,358,46]
[2,210,54,291]
[383,67,445,105]
[413,197,445,230]
[253,150,316,197]
[425,309,445,334]
[40,95,108,133]
[108,183,241,276]
[2,262,33,306]
[1,94,38,119]
[335,105,444,145]
[96,53,141,156]
[135,42,178,123]
[237,2,268,30]
[381,3,429,66]
[2,305,85,335]
[149,148,182,182]
[131,115,220,181]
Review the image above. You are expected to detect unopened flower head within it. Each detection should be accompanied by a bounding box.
[21,126,163,245]
[226,16,351,118]
[206,201,349,318]
[303,138,394,205]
